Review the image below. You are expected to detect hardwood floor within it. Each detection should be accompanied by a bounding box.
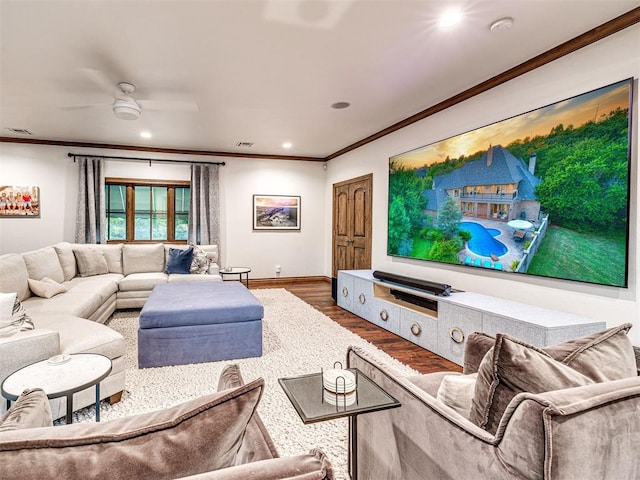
[251,277,461,374]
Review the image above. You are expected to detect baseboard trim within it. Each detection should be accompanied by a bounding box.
[250,276,331,288]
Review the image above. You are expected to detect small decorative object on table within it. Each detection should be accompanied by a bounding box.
[322,362,357,408]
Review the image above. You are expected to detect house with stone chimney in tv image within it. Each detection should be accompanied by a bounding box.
[425,144,541,223]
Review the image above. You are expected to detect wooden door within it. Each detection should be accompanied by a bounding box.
[332,174,372,297]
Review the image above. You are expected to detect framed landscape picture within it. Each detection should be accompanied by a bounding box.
[253,194,301,230]
[0,185,40,217]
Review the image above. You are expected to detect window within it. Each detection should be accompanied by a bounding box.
[105,178,190,242]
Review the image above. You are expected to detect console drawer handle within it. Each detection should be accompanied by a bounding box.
[449,327,464,344]
[358,293,366,304]
[342,287,349,297]
[410,322,422,337]
[379,309,389,322]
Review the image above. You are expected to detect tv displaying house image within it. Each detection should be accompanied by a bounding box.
[388,78,633,288]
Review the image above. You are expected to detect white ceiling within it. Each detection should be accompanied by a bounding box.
[1,0,637,159]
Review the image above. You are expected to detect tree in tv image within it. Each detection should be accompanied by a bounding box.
[387,79,632,288]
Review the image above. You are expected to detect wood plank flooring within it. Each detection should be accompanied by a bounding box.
[251,277,461,374]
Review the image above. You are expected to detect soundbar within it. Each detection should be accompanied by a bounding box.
[372,270,452,296]
[390,289,439,311]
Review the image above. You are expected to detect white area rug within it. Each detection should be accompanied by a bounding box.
[75,288,417,479]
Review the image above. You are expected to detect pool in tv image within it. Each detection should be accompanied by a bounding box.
[387,79,632,288]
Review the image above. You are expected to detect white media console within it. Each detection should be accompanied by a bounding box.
[337,270,606,366]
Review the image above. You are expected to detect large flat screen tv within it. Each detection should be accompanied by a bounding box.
[388,78,633,288]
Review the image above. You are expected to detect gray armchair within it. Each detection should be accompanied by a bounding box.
[347,326,640,480]
[0,364,334,480]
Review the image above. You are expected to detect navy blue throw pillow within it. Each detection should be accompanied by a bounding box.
[165,247,194,274]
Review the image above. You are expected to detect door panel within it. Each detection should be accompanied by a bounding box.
[332,174,372,285]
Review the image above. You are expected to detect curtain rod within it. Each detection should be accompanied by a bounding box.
[67,152,225,166]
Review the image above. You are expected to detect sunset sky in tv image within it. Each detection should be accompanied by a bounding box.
[394,80,631,169]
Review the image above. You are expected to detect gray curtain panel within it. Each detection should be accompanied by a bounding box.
[189,163,221,256]
[75,157,106,244]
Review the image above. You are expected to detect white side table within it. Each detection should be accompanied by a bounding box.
[220,267,252,288]
[1,353,112,424]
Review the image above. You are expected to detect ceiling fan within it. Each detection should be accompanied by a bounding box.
[64,68,199,120]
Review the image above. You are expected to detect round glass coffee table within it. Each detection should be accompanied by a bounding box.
[1,353,112,424]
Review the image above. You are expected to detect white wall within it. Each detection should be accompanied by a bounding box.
[0,144,326,280]
[325,26,640,345]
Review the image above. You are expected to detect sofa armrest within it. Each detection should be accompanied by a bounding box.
[208,263,220,275]
[0,329,60,415]
[176,449,334,480]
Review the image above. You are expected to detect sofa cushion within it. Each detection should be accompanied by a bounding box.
[0,293,34,337]
[470,334,595,434]
[73,248,109,277]
[168,274,222,284]
[436,373,477,419]
[543,322,636,381]
[179,449,334,480]
[64,275,121,304]
[0,388,52,432]
[23,291,104,320]
[190,245,210,274]
[118,272,168,292]
[37,315,124,360]
[27,277,68,299]
[165,247,194,274]
[0,254,31,301]
[102,244,123,274]
[123,243,165,275]
[217,364,279,462]
[22,246,64,284]
[0,378,265,480]
[53,242,77,281]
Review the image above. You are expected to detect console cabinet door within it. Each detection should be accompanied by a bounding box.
[371,299,400,335]
[437,303,483,365]
[337,272,354,312]
[400,308,438,352]
[352,277,374,321]
[482,312,545,347]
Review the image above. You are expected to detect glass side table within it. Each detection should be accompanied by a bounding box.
[279,368,400,479]
[1,353,112,424]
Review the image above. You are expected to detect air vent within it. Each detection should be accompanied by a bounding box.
[7,128,33,135]
[236,141,253,147]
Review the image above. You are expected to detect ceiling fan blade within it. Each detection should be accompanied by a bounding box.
[58,103,111,110]
[139,99,199,113]
[80,68,117,95]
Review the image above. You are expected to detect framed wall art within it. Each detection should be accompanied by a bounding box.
[0,185,40,217]
[253,194,301,230]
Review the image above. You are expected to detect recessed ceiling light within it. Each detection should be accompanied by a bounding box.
[282,142,292,149]
[140,131,152,139]
[331,102,350,109]
[438,7,463,28]
[490,17,514,32]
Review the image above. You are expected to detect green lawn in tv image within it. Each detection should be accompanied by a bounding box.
[388,79,631,287]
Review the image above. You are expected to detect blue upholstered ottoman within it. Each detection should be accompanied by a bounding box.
[138,282,263,368]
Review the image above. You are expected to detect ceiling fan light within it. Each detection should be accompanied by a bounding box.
[113,99,141,120]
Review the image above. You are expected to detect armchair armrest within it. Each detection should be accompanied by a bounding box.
[177,449,334,480]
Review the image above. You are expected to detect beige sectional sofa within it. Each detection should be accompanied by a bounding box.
[0,242,222,419]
